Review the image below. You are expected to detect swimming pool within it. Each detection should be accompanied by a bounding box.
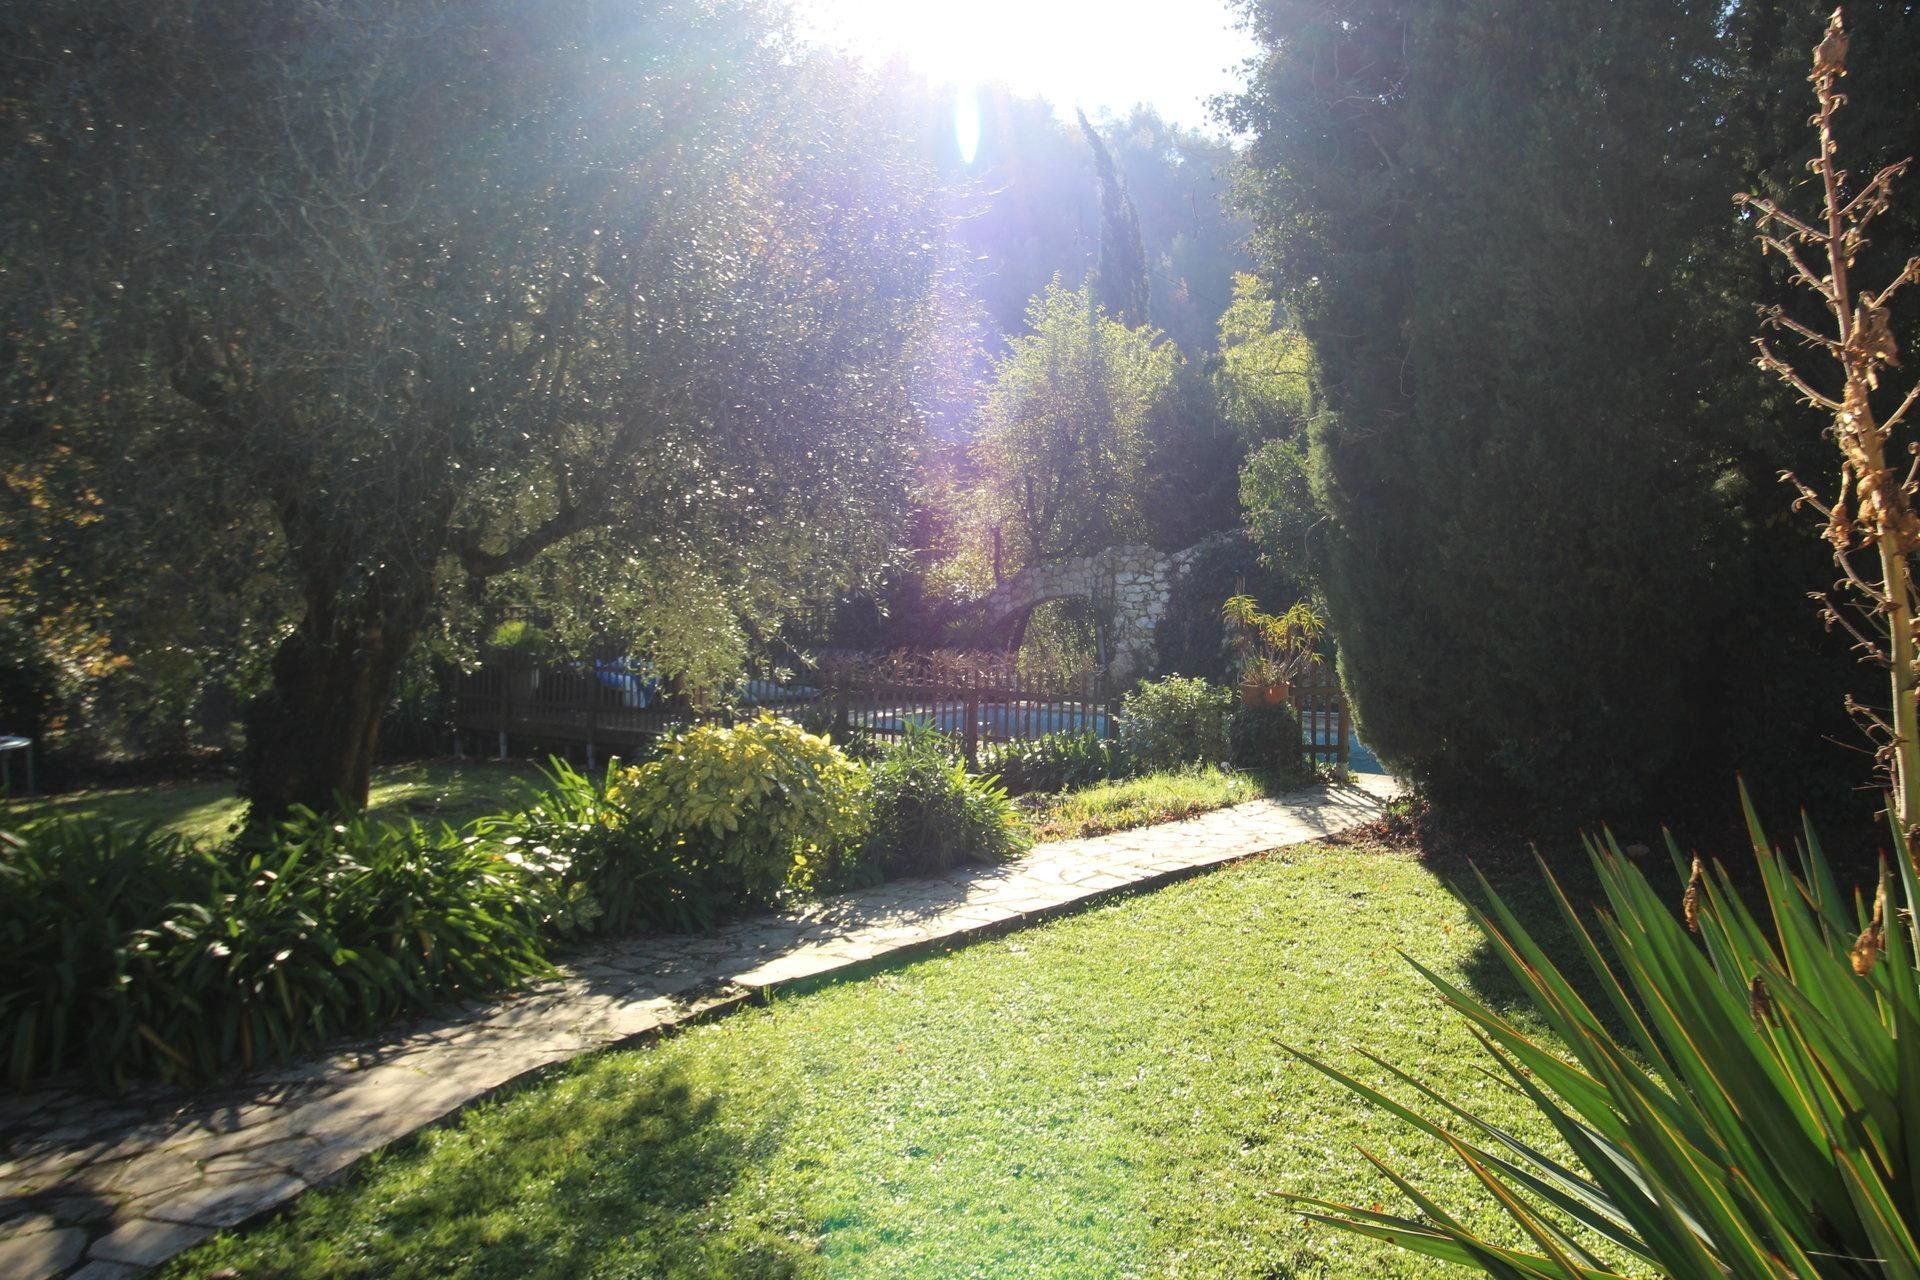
[858,700,1378,771]
[860,702,1112,739]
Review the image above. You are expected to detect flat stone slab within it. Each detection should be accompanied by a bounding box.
[0,774,1398,1276]
[0,1223,86,1280]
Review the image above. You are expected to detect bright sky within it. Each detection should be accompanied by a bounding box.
[793,0,1257,132]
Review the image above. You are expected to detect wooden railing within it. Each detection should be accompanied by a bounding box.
[826,668,1114,769]
[1288,658,1351,773]
[448,656,1347,772]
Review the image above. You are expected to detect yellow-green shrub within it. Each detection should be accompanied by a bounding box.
[613,714,867,908]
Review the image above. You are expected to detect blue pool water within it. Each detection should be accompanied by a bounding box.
[867,703,1111,739]
[864,701,1379,773]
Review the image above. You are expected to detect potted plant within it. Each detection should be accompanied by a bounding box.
[1222,595,1324,706]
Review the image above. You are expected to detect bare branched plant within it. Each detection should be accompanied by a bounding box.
[1737,7,1920,839]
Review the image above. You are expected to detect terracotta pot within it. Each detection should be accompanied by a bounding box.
[1240,681,1291,708]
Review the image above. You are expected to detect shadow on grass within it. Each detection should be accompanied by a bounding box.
[171,1063,813,1280]
[1428,787,1884,1025]
[1352,797,1677,1024]
[9,757,547,844]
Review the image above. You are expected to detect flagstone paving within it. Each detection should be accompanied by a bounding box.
[0,775,1400,1278]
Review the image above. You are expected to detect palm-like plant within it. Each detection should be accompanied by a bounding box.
[1222,594,1325,688]
[1290,793,1920,1278]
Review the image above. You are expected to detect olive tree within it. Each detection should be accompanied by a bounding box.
[2,0,942,824]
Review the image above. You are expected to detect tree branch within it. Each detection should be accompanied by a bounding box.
[1754,338,1843,411]
[449,498,603,579]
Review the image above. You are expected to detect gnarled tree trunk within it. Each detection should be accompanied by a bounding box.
[240,566,437,832]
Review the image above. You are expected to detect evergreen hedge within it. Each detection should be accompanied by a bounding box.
[1224,0,1913,820]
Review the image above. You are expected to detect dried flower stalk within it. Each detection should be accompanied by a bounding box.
[1738,8,1920,841]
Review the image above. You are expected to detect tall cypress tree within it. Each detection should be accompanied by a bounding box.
[1227,0,1863,820]
[1079,110,1149,328]
[1395,0,1735,817]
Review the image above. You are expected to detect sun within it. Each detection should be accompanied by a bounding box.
[792,0,1254,135]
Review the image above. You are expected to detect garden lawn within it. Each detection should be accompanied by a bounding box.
[1024,764,1270,841]
[4,758,545,842]
[10,760,1289,846]
[167,840,1577,1280]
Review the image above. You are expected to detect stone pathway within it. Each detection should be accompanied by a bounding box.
[0,776,1399,1279]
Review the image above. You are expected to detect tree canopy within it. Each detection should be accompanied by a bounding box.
[2,0,944,821]
[1224,0,1917,820]
[972,281,1177,576]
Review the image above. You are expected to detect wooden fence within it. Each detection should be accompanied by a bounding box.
[449,662,688,766]
[448,657,1348,773]
[827,667,1114,768]
[1289,658,1351,773]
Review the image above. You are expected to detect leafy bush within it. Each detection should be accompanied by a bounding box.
[472,758,745,936]
[0,812,552,1087]
[139,814,551,1080]
[979,730,1132,796]
[1117,676,1231,772]
[466,759,619,935]
[791,705,890,763]
[0,819,205,1085]
[1227,702,1309,780]
[614,714,867,910]
[830,726,887,765]
[1292,792,1920,1278]
[855,725,1030,879]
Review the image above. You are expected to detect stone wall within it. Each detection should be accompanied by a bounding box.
[980,542,1210,683]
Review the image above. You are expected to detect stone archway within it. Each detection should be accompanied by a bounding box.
[978,542,1210,683]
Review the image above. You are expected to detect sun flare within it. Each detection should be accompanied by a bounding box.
[794,0,1254,131]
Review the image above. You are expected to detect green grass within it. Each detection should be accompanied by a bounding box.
[1024,765,1268,841]
[167,841,1575,1280]
[7,760,1280,848]
[2,758,547,843]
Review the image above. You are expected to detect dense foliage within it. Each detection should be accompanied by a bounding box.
[0,0,1269,773]
[1220,274,1322,589]
[1281,25,1920,1274]
[1,0,945,823]
[0,706,1282,1086]
[0,717,872,1085]
[1152,534,1303,684]
[0,813,552,1087]
[1118,676,1234,773]
[1228,703,1309,780]
[972,281,1178,576]
[613,715,869,909]
[1223,0,1917,820]
[468,760,699,936]
[1297,795,1920,1278]
[855,727,1031,879]
[980,730,1134,796]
